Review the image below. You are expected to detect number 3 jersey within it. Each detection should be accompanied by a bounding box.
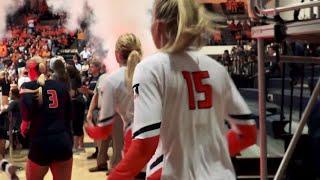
[20,80,72,139]
[132,51,256,180]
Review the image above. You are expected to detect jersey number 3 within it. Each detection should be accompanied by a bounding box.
[182,71,212,110]
[47,90,58,109]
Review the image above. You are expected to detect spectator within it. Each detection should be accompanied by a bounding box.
[0,71,11,109]
[86,72,111,172]
[81,60,101,160]
[223,50,231,66]
[66,65,86,153]
[80,46,92,61]
[40,45,50,58]
[73,54,82,72]
[77,29,87,51]
[17,59,26,76]
[3,88,22,149]
[237,20,243,31]
[213,29,222,45]
[11,49,21,65]
[18,68,30,89]
[81,61,89,79]
[243,20,251,39]
[228,19,237,32]
[0,42,8,58]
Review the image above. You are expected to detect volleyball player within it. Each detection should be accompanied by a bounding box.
[108,0,257,179]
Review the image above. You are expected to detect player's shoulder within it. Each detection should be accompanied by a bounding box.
[44,80,69,93]
[142,52,168,63]
[138,51,224,68]
[108,67,125,79]
[104,67,126,86]
[192,51,229,77]
[136,52,169,72]
[20,80,39,90]
[45,79,64,87]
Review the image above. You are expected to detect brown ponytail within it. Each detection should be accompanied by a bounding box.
[52,59,70,86]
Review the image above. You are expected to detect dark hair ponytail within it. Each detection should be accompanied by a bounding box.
[52,60,70,87]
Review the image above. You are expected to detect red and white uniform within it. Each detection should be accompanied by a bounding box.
[108,51,257,180]
[98,67,134,153]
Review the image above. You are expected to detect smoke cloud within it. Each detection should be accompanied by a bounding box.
[0,0,24,38]
[47,0,156,72]
[46,0,87,32]
[0,0,156,71]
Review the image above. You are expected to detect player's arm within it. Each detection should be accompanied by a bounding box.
[19,84,38,137]
[224,72,257,156]
[85,79,116,140]
[108,64,162,180]
[86,92,98,124]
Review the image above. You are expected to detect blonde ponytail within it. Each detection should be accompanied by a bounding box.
[125,50,141,89]
[115,33,142,89]
[155,0,213,53]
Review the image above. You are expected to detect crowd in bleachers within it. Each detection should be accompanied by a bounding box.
[215,40,257,77]
[207,19,252,46]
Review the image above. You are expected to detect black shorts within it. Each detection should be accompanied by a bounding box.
[0,128,7,139]
[28,132,73,166]
[72,99,85,136]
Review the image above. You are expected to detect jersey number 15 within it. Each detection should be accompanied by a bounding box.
[182,71,212,110]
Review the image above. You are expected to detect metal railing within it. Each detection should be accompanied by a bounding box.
[249,0,320,19]
[249,1,320,180]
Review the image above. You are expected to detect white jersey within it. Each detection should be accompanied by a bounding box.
[99,67,133,131]
[18,76,30,89]
[80,50,92,60]
[132,51,255,180]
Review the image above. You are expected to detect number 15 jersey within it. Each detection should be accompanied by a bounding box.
[132,51,255,180]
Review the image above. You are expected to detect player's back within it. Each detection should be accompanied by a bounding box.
[104,67,133,127]
[20,79,72,139]
[135,51,236,179]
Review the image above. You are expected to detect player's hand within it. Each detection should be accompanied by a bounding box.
[8,165,19,180]
[78,86,86,94]
[20,121,29,138]
[80,86,89,95]
[10,173,19,180]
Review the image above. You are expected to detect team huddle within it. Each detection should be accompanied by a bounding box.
[1,0,257,179]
